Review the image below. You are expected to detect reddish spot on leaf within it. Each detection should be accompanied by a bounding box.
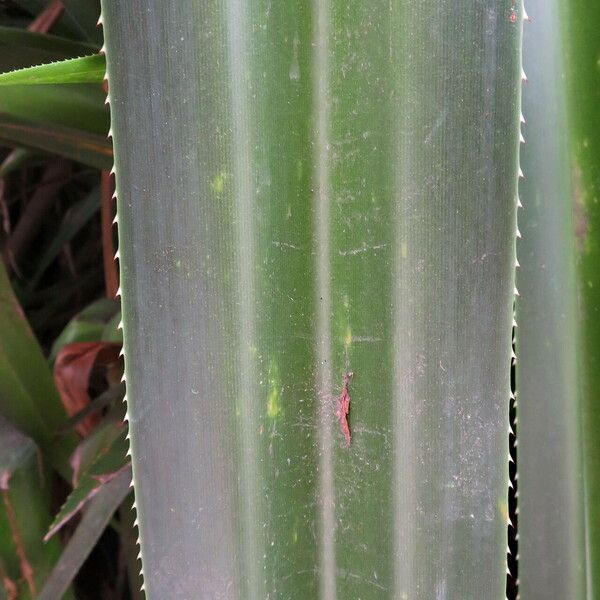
[336,372,353,446]
[53,342,122,436]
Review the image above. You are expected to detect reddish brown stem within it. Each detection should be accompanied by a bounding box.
[27,0,64,33]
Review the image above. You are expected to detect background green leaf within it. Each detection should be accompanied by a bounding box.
[0,262,75,476]
[0,113,111,169]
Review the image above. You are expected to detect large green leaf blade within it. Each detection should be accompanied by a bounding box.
[516,1,588,597]
[563,0,600,593]
[102,1,521,598]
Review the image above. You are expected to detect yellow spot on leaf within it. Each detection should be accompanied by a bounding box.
[211,171,227,194]
[499,499,509,523]
[267,358,282,419]
[344,326,352,350]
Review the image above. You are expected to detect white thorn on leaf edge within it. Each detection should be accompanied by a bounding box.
[523,6,530,21]
[514,286,520,297]
[518,167,524,179]
[520,112,526,124]
[114,249,120,260]
[517,197,523,208]
[521,68,528,83]
[520,131,525,144]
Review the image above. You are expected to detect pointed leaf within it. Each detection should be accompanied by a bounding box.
[37,468,131,600]
[0,54,104,86]
[0,263,75,476]
[0,113,112,170]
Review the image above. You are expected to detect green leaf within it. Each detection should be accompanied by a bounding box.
[49,297,120,363]
[516,1,588,597]
[563,0,600,593]
[0,415,71,599]
[0,83,108,136]
[0,54,105,86]
[102,1,521,597]
[47,411,128,539]
[28,188,102,293]
[57,383,125,436]
[0,148,37,178]
[0,263,75,477]
[0,27,98,73]
[0,112,112,169]
[36,467,131,600]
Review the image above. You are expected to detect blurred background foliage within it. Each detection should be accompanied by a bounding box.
[0,1,136,598]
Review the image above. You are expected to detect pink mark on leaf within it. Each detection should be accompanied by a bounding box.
[336,372,353,446]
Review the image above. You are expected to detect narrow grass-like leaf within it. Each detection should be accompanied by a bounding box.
[0,263,75,476]
[102,1,522,597]
[49,298,119,363]
[28,187,101,291]
[60,0,102,45]
[0,415,72,599]
[0,54,104,86]
[0,113,111,169]
[0,148,36,178]
[36,467,131,600]
[47,414,128,540]
[517,1,587,596]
